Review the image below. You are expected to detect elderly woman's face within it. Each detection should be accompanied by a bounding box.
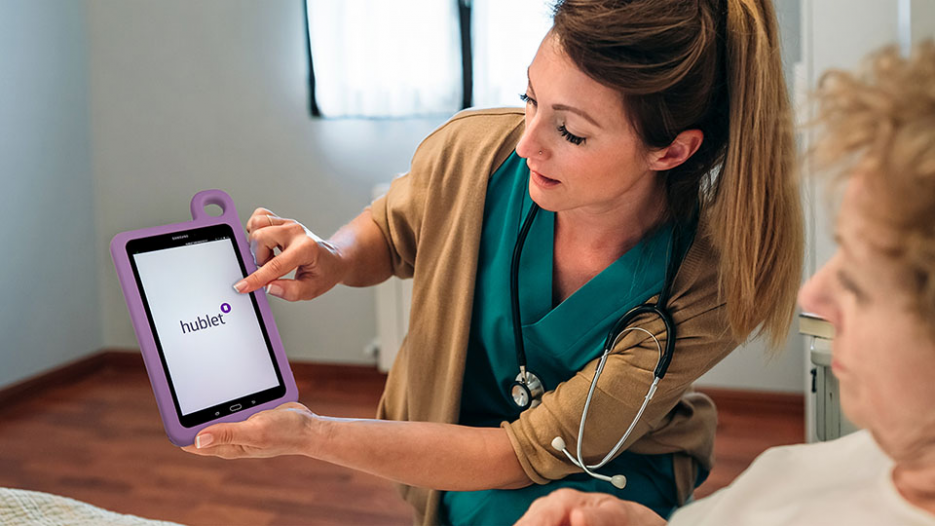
[798,177,935,455]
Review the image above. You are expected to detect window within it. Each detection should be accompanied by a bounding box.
[305,0,553,118]
[470,0,553,108]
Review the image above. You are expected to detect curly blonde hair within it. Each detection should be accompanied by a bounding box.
[813,40,935,328]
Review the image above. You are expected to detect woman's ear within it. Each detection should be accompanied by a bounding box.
[647,130,704,172]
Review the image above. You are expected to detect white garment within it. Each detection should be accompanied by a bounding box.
[669,430,935,526]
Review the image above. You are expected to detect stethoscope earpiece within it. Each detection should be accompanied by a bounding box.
[551,435,628,489]
[610,475,628,489]
[551,436,566,450]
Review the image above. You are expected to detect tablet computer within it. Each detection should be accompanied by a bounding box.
[111,190,298,446]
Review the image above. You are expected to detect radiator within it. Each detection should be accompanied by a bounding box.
[801,313,859,442]
[372,183,413,372]
[374,276,412,372]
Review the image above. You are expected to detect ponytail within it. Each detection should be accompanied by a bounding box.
[710,0,803,346]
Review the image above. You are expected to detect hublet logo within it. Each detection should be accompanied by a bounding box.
[180,303,231,334]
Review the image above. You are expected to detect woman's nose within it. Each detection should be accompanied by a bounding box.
[516,119,547,160]
[798,258,836,322]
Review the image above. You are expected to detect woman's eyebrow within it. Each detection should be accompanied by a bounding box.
[836,268,869,302]
[526,67,603,129]
[552,103,601,129]
[834,232,851,257]
[833,233,868,296]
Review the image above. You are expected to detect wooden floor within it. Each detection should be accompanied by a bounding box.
[0,354,803,525]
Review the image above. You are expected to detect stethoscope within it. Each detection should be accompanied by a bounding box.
[509,202,685,489]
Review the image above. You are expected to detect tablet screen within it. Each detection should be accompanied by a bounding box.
[127,224,285,427]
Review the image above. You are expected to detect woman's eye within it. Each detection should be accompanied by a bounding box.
[519,93,537,107]
[836,269,868,304]
[558,124,586,146]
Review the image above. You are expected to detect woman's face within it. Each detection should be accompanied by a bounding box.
[515,32,658,216]
[798,177,935,457]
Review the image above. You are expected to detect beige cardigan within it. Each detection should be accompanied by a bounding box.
[370,108,740,525]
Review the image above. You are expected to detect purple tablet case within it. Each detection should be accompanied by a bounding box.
[110,189,298,446]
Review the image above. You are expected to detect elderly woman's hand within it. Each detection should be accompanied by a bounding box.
[181,402,320,459]
[236,207,346,301]
[515,488,667,526]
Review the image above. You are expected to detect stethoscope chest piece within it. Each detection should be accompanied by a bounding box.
[512,370,544,409]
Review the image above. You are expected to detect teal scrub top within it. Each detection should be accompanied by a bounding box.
[441,152,683,525]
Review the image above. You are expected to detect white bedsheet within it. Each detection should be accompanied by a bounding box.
[0,487,183,526]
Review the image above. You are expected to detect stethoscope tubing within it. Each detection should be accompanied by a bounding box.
[575,327,662,471]
[509,198,689,486]
[510,202,540,377]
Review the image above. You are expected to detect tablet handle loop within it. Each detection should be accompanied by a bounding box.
[190,189,238,222]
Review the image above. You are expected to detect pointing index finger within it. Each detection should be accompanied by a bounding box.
[234,248,300,294]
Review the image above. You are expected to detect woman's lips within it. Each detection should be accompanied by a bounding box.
[531,169,561,188]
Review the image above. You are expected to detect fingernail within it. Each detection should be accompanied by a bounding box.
[233,280,247,293]
[267,284,284,298]
[196,434,213,449]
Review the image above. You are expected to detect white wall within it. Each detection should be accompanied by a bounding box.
[800,0,902,328]
[911,0,935,45]
[0,0,101,389]
[88,0,445,364]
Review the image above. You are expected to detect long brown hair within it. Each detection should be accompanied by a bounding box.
[552,0,803,347]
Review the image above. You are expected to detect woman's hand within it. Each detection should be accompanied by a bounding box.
[235,207,346,301]
[184,403,532,492]
[515,488,667,526]
[181,402,319,459]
